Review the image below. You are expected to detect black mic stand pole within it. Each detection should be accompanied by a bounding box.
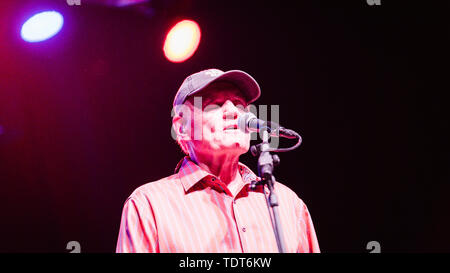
[251,128,287,253]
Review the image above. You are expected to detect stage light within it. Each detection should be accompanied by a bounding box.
[163,20,201,63]
[21,11,64,43]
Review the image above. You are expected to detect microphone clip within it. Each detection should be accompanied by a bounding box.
[250,144,281,165]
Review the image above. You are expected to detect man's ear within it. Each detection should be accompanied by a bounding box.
[172,114,190,140]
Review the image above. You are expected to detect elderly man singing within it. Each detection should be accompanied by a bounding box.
[116,69,320,253]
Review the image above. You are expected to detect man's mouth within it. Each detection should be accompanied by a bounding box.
[223,124,238,131]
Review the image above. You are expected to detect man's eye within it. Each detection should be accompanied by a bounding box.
[234,102,247,110]
[203,104,220,112]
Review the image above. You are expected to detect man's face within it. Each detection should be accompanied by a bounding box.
[183,81,250,157]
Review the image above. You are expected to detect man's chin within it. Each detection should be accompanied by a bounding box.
[216,143,249,154]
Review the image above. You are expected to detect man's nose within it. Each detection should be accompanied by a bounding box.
[222,100,239,120]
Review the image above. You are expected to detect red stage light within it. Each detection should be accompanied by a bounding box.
[163,20,201,63]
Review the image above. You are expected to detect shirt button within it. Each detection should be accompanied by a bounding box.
[242,227,246,232]
[233,200,236,204]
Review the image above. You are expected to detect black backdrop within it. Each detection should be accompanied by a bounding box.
[0,0,448,252]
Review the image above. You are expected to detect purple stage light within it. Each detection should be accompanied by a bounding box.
[21,11,64,43]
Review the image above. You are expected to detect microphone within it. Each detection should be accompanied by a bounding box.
[237,112,298,139]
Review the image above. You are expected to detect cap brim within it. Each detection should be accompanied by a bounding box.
[186,70,261,104]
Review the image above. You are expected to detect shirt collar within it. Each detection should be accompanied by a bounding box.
[175,156,260,193]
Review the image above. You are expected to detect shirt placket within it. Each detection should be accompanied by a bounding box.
[206,175,251,253]
[233,167,257,253]
[232,194,250,252]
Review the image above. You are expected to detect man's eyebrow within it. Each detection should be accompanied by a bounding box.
[236,97,247,103]
[233,97,247,105]
[202,96,214,103]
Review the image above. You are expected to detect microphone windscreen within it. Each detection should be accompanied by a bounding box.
[238,112,257,133]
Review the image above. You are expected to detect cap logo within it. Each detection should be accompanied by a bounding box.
[204,70,222,77]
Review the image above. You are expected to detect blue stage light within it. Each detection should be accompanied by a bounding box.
[21,11,64,43]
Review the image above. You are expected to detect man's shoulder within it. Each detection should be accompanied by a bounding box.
[273,180,305,205]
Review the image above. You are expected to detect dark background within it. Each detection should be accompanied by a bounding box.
[0,0,448,252]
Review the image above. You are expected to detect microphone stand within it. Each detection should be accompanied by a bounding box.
[250,128,287,253]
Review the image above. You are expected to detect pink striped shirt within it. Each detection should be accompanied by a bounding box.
[116,157,320,253]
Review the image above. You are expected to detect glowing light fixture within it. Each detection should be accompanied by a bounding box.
[21,11,64,43]
[163,20,201,63]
